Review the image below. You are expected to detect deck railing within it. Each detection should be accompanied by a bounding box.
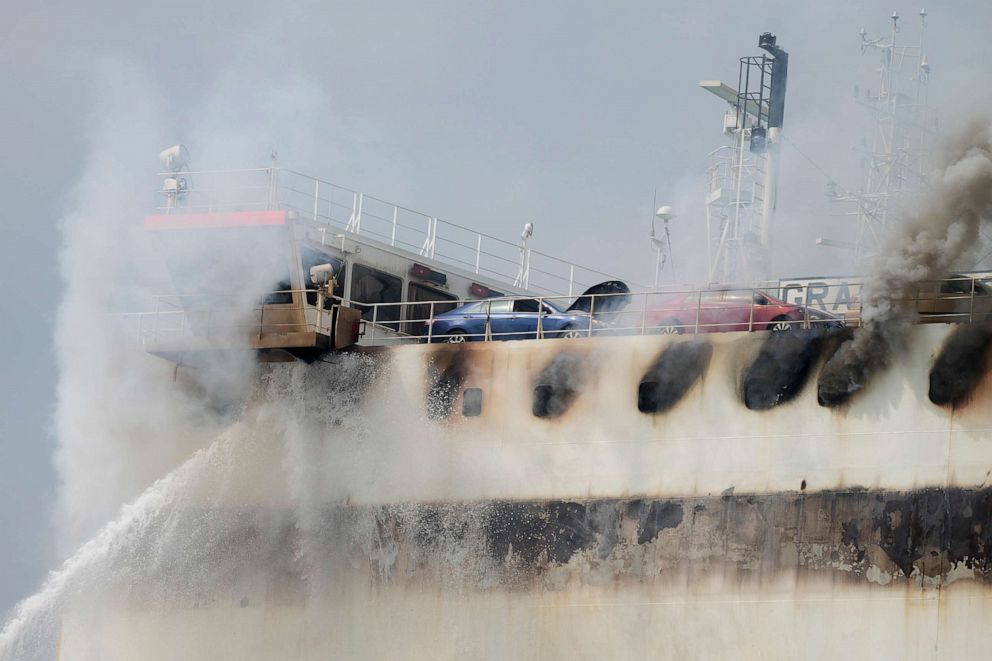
[118,289,339,348]
[119,275,992,349]
[155,167,625,297]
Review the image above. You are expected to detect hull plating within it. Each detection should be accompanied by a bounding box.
[53,324,992,659]
[314,324,992,504]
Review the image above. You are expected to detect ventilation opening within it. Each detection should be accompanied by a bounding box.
[532,384,554,418]
[638,381,661,413]
[637,340,713,415]
[929,323,992,407]
[463,388,484,416]
[531,351,586,419]
[744,330,824,411]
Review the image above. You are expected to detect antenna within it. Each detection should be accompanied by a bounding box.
[652,201,676,288]
[514,223,534,289]
[820,11,936,263]
[267,150,279,209]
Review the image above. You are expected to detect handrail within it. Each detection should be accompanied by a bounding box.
[153,167,638,296]
[120,274,992,349]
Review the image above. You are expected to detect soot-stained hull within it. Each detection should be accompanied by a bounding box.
[59,489,992,660]
[60,324,992,660]
[312,324,992,505]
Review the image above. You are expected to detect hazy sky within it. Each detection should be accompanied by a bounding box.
[2,0,991,613]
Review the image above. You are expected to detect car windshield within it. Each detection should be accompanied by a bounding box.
[757,290,783,304]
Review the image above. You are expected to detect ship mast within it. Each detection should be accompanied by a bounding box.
[700,32,789,284]
[820,10,936,263]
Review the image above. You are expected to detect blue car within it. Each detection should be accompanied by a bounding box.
[422,281,631,343]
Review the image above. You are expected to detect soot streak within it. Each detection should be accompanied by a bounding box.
[334,488,992,589]
[100,489,992,601]
[625,500,685,544]
[928,322,992,407]
[484,501,606,564]
[532,351,588,419]
[742,330,828,411]
[426,348,470,420]
[638,340,712,414]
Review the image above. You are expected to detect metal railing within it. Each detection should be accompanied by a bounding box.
[121,289,339,348]
[154,167,627,297]
[121,275,992,350]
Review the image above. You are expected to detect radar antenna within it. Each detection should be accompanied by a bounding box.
[651,191,676,287]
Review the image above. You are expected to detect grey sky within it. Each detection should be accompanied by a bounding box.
[2,0,991,613]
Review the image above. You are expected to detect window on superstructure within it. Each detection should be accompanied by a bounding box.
[406,283,457,336]
[350,264,403,330]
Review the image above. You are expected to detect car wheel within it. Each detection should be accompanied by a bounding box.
[769,316,794,332]
[559,324,583,339]
[654,319,684,335]
[445,330,467,343]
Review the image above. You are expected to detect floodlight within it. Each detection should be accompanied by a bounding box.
[310,263,336,285]
[159,145,190,173]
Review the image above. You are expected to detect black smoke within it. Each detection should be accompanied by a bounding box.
[818,119,992,407]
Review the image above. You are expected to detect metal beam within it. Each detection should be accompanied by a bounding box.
[815,237,857,250]
[699,80,768,121]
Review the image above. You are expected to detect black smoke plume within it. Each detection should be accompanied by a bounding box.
[818,119,992,407]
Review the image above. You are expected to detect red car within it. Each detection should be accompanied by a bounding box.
[646,288,842,334]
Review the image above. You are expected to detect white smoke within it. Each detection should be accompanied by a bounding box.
[50,30,370,548]
[52,60,219,550]
[1,32,396,653]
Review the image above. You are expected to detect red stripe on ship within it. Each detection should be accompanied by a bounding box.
[144,211,288,230]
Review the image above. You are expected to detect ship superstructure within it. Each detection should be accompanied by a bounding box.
[136,156,630,363]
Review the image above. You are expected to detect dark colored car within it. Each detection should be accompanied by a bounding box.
[423,281,632,343]
[817,274,992,328]
[646,288,843,334]
[906,275,992,323]
[424,297,593,342]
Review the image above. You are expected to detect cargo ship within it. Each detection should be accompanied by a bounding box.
[9,17,992,661]
[53,151,992,659]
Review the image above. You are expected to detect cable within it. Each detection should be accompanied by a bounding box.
[780,134,883,225]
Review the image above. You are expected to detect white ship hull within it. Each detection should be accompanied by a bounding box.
[57,324,992,659]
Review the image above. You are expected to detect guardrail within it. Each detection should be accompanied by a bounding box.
[120,275,992,350]
[119,289,339,348]
[154,167,626,297]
